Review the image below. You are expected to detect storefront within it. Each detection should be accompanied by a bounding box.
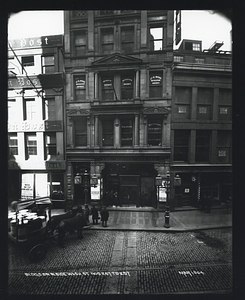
[68,157,170,208]
[173,168,232,209]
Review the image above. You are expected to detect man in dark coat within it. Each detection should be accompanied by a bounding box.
[91,205,99,225]
[100,206,109,227]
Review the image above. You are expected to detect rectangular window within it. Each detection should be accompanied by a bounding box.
[149,71,162,98]
[219,89,232,121]
[74,31,86,56]
[121,27,134,53]
[121,119,133,146]
[25,133,37,159]
[195,130,211,162]
[45,133,56,159]
[175,87,191,119]
[8,99,17,122]
[149,27,163,51]
[102,77,114,100]
[195,58,204,64]
[174,56,184,62]
[43,98,55,120]
[74,75,86,101]
[217,131,231,163]
[174,130,189,162]
[42,56,55,73]
[101,28,114,54]
[121,75,134,100]
[9,133,18,156]
[197,88,213,120]
[74,120,87,147]
[148,118,162,146]
[24,98,36,121]
[22,56,34,67]
[193,43,201,51]
[102,120,114,146]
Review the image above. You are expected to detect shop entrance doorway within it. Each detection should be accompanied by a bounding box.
[119,175,140,206]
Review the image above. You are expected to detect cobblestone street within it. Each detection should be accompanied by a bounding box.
[8,228,232,294]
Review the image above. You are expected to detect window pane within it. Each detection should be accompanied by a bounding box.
[9,134,18,155]
[75,120,87,146]
[102,120,114,146]
[121,76,133,99]
[148,119,162,146]
[26,134,37,156]
[74,76,86,100]
[195,131,210,162]
[174,130,189,162]
[149,73,162,98]
[150,27,163,50]
[121,119,133,146]
[22,56,34,67]
[25,99,36,120]
[102,78,114,100]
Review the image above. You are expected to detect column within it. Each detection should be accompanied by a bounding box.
[143,116,147,146]
[213,88,219,121]
[135,70,140,99]
[211,130,217,163]
[190,129,196,163]
[134,114,139,146]
[191,87,197,120]
[94,115,99,147]
[94,72,99,100]
[140,11,147,48]
[66,161,74,209]
[87,117,91,147]
[87,11,94,52]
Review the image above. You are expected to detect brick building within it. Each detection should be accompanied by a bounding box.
[171,39,232,209]
[63,10,174,208]
[8,35,65,205]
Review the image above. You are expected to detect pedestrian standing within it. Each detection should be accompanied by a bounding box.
[101,206,109,227]
[91,205,99,225]
[84,204,90,224]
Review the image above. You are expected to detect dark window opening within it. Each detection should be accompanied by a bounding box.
[121,27,134,53]
[74,75,86,100]
[74,31,86,56]
[102,120,114,146]
[25,133,37,159]
[149,72,162,98]
[148,118,162,146]
[121,75,134,100]
[121,119,133,146]
[22,56,34,67]
[42,56,55,73]
[9,133,18,156]
[102,77,114,100]
[74,120,87,147]
[174,130,189,162]
[44,133,56,159]
[195,130,210,162]
[101,28,114,54]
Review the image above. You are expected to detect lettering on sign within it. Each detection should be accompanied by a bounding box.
[8,76,41,89]
[8,122,44,132]
[8,35,63,50]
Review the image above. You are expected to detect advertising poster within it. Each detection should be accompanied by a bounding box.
[21,173,34,199]
[91,178,100,200]
[159,187,167,202]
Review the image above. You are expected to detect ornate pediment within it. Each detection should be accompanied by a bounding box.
[67,109,90,116]
[91,53,142,66]
[143,107,169,114]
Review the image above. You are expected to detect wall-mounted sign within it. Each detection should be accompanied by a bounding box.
[75,78,86,89]
[46,161,66,170]
[8,121,44,132]
[103,79,112,88]
[8,76,41,89]
[8,35,63,50]
[122,78,133,87]
[45,120,63,131]
[150,75,162,85]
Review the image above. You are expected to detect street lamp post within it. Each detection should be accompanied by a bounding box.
[164,171,171,228]
[84,170,89,205]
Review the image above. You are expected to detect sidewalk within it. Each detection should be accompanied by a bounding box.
[51,206,232,232]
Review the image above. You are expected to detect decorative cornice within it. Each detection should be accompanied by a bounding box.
[67,109,90,116]
[143,107,169,114]
[91,53,142,66]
